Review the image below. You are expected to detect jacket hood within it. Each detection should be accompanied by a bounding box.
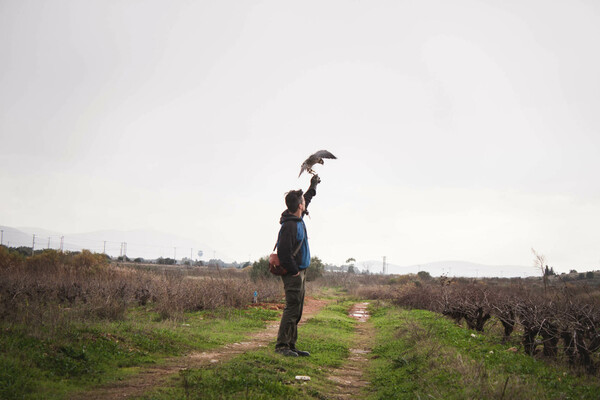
[280,210,302,224]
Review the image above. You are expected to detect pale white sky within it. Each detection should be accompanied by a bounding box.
[1,0,599,272]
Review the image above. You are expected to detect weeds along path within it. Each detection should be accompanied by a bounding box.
[326,302,374,399]
[69,296,330,400]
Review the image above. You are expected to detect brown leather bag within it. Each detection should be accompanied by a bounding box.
[269,234,304,276]
[268,252,286,275]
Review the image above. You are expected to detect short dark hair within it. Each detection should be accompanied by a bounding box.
[285,190,304,213]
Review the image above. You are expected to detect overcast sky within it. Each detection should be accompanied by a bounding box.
[1,0,599,272]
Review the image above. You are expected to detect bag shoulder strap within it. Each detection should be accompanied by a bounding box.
[292,236,304,257]
[273,224,282,251]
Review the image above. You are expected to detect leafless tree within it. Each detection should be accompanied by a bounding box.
[532,248,548,293]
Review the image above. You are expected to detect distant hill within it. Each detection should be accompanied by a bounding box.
[357,259,534,278]
[0,226,33,248]
[0,225,231,262]
[1,225,532,276]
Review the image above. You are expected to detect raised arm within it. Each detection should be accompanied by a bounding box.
[303,175,321,213]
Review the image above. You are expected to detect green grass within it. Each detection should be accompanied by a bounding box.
[0,306,279,400]
[368,305,600,400]
[138,301,358,399]
[8,295,599,400]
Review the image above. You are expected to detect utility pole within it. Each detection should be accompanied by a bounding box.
[32,234,36,255]
[0,229,3,246]
[103,241,106,254]
[47,237,51,249]
[123,242,127,260]
[60,236,64,251]
[383,256,387,275]
[174,247,177,261]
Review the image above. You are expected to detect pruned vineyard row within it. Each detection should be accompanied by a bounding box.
[380,277,600,374]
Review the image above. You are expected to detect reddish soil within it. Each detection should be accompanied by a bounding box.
[69,296,330,400]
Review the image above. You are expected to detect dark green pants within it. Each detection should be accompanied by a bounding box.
[276,269,306,350]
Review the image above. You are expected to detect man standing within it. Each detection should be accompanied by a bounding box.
[275,174,320,357]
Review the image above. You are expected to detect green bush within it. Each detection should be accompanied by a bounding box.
[417,270,432,280]
[157,257,176,265]
[306,256,324,281]
[250,257,274,281]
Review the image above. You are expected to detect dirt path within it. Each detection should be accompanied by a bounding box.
[69,296,330,400]
[326,302,374,399]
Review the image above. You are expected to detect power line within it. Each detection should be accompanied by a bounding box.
[2,229,217,261]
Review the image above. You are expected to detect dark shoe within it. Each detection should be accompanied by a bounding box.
[275,348,299,357]
[291,349,310,357]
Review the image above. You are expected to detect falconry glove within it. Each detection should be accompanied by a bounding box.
[309,174,321,190]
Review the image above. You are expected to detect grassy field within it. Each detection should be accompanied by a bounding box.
[368,304,600,400]
[2,248,600,399]
[0,307,279,400]
[3,293,600,399]
[138,302,357,400]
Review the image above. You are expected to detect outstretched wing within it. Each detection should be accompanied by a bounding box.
[312,149,336,159]
[298,150,336,177]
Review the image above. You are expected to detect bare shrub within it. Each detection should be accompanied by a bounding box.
[0,248,283,329]
[367,272,600,375]
[313,271,360,292]
[351,283,399,300]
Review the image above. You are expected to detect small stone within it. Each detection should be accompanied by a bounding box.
[470,333,477,338]
[295,375,311,381]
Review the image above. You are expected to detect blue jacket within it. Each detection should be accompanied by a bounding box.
[276,187,316,275]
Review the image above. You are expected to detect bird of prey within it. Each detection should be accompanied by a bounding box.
[299,150,337,177]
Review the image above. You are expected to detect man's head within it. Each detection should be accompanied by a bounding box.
[285,189,305,215]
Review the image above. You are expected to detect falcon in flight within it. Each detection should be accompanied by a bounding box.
[299,150,337,177]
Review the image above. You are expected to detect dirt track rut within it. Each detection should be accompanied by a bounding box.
[326,302,374,399]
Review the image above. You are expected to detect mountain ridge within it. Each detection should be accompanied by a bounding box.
[357,259,533,278]
[2,225,533,276]
[1,225,232,262]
